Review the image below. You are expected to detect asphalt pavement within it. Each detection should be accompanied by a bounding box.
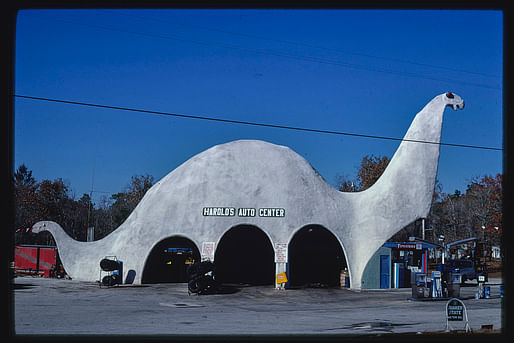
[12,276,503,338]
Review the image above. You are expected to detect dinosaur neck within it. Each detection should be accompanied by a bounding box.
[344,95,449,289]
[402,95,447,146]
[368,94,447,227]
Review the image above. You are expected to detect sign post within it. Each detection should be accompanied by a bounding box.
[445,298,471,332]
[274,243,288,289]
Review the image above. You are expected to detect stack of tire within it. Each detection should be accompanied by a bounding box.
[187,261,218,295]
[100,258,121,286]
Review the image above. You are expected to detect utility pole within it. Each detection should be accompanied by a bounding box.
[87,226,94,242]
[87,152,96,242]
[86,189,94,242]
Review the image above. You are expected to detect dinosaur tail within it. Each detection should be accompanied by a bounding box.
[30,221,99,280]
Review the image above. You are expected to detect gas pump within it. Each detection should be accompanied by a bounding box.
[430,271,443,298]
[411,272,427,298]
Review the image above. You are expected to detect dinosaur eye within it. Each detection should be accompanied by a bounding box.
[446,92,454,99]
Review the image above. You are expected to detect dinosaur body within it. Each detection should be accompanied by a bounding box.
[32,92,464,289]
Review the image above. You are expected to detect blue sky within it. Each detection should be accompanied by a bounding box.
[14,9,503,206]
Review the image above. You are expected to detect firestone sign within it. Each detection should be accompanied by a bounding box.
[395,243,422,250]
[202,207,285,217]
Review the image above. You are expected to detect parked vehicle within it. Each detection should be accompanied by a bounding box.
[14,245,66,278]
[438,259,488,284]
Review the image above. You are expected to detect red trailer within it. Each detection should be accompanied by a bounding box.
[14,245,61,278]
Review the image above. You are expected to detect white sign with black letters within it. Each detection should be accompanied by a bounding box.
[202,207,285,217]
[445,298,470,332]
[201,242,216,261]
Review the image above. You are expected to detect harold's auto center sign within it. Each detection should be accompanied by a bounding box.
[202,207,285,217]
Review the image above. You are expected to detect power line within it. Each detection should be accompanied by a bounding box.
[14,94,503,152]
[35,16,501,91]
[120,12,500,79]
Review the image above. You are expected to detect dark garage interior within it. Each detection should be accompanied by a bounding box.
[214,225,275,285]
[288,225,347,287]
[142,236,200,284]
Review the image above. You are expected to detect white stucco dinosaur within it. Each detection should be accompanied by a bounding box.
[31,92,464,289]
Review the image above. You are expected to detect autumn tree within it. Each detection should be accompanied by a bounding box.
[13,167,78,244]
[425,174,502,247]
[356,155,391,190]
[337,154,390,192]
[13,165,156,244]
[13,164,39,236]
[427,190,467,243]
[463,174,502,246]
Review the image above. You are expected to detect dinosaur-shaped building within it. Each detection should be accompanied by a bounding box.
[31,92,464,289]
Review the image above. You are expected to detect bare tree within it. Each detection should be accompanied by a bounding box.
[108,174,155,229]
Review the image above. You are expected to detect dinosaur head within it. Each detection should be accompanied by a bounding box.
[444,92,465,110]
[30,221,47,233]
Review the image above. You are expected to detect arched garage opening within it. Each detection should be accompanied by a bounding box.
[214,225,275,286]
[142,236,200,284]
[288,225,347,287]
